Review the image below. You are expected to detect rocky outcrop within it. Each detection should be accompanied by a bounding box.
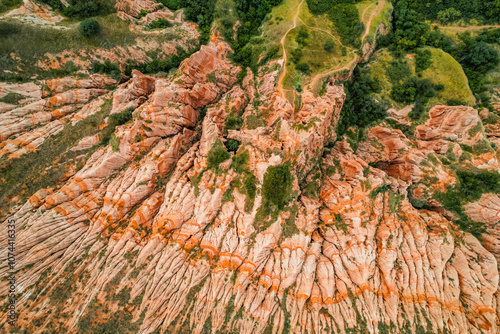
[1,35,500,334]
[115,0,159,17]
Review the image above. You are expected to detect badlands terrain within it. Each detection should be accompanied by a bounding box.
[1,0,500,333]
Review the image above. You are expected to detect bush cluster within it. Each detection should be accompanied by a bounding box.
[80,18,100,38]
[91,59,121,80]
[262,163,293,209]
[207,139,230,169]
[306,0,364,48]
[145,18,172,30]
[336,66,388,136]
[39,0,116,19]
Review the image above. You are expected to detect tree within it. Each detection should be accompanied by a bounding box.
[393,0,431,50]
[415,49,432,72]
[296,62,311,75]
[80,18,100,38]
[262,163,293,209]
[323,38,335,53]
[295,27,309,47]
[437,7,461,24]
[462,41,499,73]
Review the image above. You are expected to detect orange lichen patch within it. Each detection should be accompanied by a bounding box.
[229,253,245,270]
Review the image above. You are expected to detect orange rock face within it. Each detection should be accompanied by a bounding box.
[1,39,500,334]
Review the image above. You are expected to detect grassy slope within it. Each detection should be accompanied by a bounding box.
[0,14,189,80]
[367,0,393,35]
[369,47,475,108]
[0,0,22,14]
[419,47,475,106]
[260,0,355,94]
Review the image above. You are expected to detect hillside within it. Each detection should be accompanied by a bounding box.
[1,1,500,334]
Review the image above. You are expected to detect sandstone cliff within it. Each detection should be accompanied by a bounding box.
[1,35,500,334]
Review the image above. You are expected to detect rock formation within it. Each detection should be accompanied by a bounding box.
[1,3,500,333]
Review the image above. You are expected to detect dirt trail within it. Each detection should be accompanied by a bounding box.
[362,0,386,43]
[296,17,344,46]
[437,24,500,32]
[303,0,386,94]
[276,0,305,97]
[361,3,375,26]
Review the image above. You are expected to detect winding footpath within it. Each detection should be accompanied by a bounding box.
[437,24,500,32]
[277,0,387,96]
[304,0,386,93]
[276,0,305,97]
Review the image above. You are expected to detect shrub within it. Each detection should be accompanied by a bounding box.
[385,60,411,84]
[391,77,437,104]
[0,0,22,14]
[437,7,461,24]
[207,139,230,169]
[0,92,24,105]
[80,18,100,38]
[446,99,467,106]
[63,0,116,18]
[328,3,364,48]
[457,169,500,201]
[336,67,387,136]
[225,114,244,131]
[408,98,426,120]
[296,62,311,75]
[92,60,121,80]
[295,27,309,48]
[243,172,257,211]
[246,114,266,129]
[415,49,432,72]
[145,18,172,30]
[224,139,240,152]
[306,0,333,15]
[231,150,249,173]
[291,48,303,64]
[261,45,281,64]
[262,163,293,209]
[323,38,335,53]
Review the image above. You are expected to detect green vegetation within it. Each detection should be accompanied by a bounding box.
[230,150,250,173]
[124,47,195,76]
[0,99,111,216]
[323,38,335,53]
[225,0,284,71]
[80,18,100,38]
[246,114,266,129]
[160,0,216,43]
[418,48,476,107]
[262,163,293,209]
[390,77,442,104]
[0,92,24,105]
[432,169,500,237]
[92,60,121,80]
[242,172,258,211]
[380,1,500,108]
[414,49,432,72]
[39,0,116,19]
[0,16,154,81]
[337,66,388,136]
[0,0,22,14]
[207,139,230,169]
[403,0,500,24]
[306,0,364,47]
[368,47,475,113]
[224,139,240,152]
[145,18,173,30]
